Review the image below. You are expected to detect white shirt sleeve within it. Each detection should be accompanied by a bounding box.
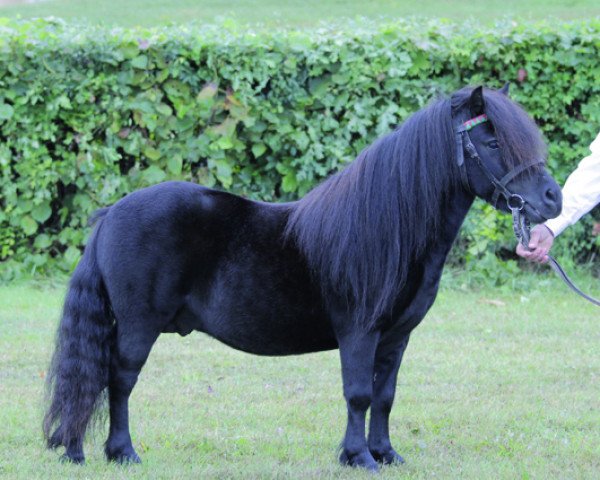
[544,132,600,237]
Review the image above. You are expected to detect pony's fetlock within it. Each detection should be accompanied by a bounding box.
[370,447,405,465]
[60,452,85,465]
[47,428,63,449]
[105,435,141,465]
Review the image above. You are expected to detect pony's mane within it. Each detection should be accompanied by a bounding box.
[285,87,544,329]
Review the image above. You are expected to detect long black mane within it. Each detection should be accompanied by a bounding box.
[286,87,546,329]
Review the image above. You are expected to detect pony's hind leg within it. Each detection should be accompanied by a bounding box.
[368,335,410,465]
[105,323,160,463]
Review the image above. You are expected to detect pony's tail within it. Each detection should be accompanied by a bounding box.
[43,208,113,453]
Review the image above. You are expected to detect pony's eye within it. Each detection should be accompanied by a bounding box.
[488,140,499,149]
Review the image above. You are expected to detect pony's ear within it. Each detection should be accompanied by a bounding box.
[499,82,510,96]
[469,86,485,116]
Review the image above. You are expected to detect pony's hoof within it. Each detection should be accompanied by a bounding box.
[106,445,141,465]
[59,453,85,465]
[339,449,380,472]
[371,448,405,465]
[48,429,63,450]
[107,451,141,464]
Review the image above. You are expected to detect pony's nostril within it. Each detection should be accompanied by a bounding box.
[545,187,558,203]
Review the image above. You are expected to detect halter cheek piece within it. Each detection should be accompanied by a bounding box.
[455,114,600,308]
[455,114,543,249]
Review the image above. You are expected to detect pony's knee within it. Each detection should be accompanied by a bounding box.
[346,389,373,412]
[373,383,397,414]
[374,396,394,415]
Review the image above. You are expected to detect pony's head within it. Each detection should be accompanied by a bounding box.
[451,85,562,223]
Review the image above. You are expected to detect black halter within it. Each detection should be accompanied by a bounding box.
[455,113,544,210]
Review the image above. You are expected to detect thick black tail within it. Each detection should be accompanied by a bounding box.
[43,208,113,450]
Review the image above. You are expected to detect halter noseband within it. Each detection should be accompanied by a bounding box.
[455,113,544,211]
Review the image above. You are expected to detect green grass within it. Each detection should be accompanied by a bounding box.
[1,0,599,27]
[0,276,599,479]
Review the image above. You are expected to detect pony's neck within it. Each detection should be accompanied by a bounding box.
[421,187,474,261]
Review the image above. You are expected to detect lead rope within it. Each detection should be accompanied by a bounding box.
[512,206,600,307]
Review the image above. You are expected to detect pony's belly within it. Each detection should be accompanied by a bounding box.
[208,322,339,356]
[170,301,337,356]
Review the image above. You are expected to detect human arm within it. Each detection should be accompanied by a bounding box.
[544,133,600,236]
[517,132,600,263]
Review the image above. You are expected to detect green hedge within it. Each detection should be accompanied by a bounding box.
[0,18,598,280]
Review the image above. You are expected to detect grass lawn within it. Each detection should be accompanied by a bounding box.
[0,276,598,479]
[0,0,599,27]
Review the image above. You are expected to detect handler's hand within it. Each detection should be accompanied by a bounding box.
[516,224,554,264]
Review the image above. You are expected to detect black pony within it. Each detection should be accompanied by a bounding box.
[44,85,562,470]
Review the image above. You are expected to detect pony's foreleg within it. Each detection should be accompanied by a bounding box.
[105,324,160,463]
[337,331,380,471]
[368,335,410,464]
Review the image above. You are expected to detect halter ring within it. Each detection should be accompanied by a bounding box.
[507,194,525,211]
